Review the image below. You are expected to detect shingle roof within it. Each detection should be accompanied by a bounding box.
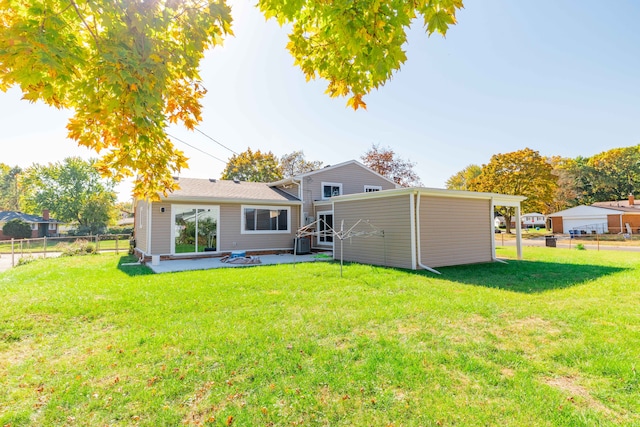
[592,200,640,213]
[0,211,56,223]
[164,178,300,203]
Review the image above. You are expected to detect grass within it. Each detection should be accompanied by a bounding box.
[0,235,131,254]
[1,248,639,426]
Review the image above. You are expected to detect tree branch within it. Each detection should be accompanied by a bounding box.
[69,0,101,52]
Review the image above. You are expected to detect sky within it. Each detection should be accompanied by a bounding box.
[2,0,640,202]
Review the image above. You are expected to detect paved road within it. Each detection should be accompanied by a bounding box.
[496,236,640,252]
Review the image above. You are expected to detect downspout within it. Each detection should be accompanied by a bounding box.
[415,190,441,274]
[491,197,507,264]
[292,178,303,227]
[147,200,152,256]
[619,213,623,234]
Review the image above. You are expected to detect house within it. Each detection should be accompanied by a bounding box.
[548,194,640,234]
[0,210,59,240]
[520,213,546,229]
[134,160,526,270]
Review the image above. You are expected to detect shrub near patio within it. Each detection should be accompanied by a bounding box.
[0,248,638,426]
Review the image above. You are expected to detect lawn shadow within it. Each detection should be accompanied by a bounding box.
[426,260,627,293]
[117,255,154,276]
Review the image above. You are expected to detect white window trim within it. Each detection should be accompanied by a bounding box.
[138,205,144,229]
[321,182,343,200]
[317,210,334,245]
[364,185,382,192]
[30,223,38,230]
[48,223,56,231]
[241,205,291,234]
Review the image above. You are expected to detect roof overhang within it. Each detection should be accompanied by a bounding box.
[331,187,526,206]
[158,196,302,206]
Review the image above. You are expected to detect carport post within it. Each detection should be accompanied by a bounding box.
[515,205,523,260]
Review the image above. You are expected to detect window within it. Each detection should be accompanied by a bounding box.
[242,206,290,234]
[138,206,144,229]
[364,185,382,192]
[322,182,342,199]
[30,223,38,230]
[173,205,219,253]
[48,223,56,231]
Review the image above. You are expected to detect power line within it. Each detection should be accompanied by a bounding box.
[167,133,227,164]
[194,127,239,155]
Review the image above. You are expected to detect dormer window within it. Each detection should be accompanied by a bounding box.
[322,182,342,199]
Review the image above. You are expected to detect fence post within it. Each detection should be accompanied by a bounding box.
[11,238,15,267]
[44,236,47,258]
[116,235,119,254]
[95,235,99,253]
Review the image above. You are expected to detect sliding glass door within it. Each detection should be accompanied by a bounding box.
[173,206,219,254]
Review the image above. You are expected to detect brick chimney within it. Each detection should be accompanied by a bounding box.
[629,193,636,206]
[42,209,50,221]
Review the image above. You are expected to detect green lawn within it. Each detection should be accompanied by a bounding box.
[1,248,638,426]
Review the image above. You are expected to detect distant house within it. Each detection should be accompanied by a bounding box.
[134,160,527,271]
[0,210,59,240]
[521,213,546,229]
[547,194,640,234]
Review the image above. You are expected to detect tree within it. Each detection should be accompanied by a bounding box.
[280,151,323,178]
[221,148,283,182]
[0,1,462,199]
[445,164,481,191]
[547,156,577,213]
[2,219,32,239]
[469,148,557,234]
[0,164,22,211]
[361,144,422,187]
[20,157,117,233]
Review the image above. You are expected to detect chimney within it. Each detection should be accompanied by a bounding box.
[42,209,50,221]
[630,193,635,206]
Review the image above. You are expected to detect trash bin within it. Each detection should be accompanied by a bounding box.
[545,235,557,247]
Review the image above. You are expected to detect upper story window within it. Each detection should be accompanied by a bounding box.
[322,182,342,199]
[364,185,382,192]
[242,205,290,234]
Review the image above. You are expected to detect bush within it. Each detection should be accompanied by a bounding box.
[16,255,36,266]
[575,243,586,251]
[57,240,96,257]
[2,219,32,239]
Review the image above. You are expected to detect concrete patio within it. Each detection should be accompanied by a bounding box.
[144,251,333,274]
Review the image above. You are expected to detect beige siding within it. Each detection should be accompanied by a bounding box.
[134,200,149,253]
[420,196,492,267]
[150,202,172,255]
[334,194,413,269]
[218,204,300,252]
[303,163,396,218]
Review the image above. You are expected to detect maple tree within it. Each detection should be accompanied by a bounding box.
[221,147,283,182]
[0,0,462,200]
[445,164,481,191]
[361,144,422,187]
[469,148,557,234]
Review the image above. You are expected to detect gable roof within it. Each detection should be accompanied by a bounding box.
[269,160,399,188]
[0,211,56,223]
[161,178,301,205]
[547,205,624,218]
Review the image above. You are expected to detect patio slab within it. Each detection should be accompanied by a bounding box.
[146,252,333,274]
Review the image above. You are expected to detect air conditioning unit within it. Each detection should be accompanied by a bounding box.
[294,237,311,254]
[305,215,315,225]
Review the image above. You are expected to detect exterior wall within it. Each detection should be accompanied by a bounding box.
[276,185,299,199]
[420,196,492,267]
[333,194,413,269]
[622,214,640,234]
[551,217,564,233]
[134,200,150,254]
[150,202,172,254]
[142,201,301,255]
[301,163,396,220]
[562,216,608,233]
[218,204,300,252]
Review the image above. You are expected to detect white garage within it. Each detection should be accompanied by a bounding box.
[547,205,622,234]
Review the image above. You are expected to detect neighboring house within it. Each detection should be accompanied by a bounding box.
[134,160,527,270]
[548,194,640,234]
[0,210,59,240]
[521,213,546,229]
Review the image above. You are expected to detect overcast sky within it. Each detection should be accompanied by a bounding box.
[2,0,639,201]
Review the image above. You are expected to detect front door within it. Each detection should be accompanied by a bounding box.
[318,211,333,247]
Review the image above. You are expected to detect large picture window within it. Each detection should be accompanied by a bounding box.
[173,205,219,254]
[242,206,290,234]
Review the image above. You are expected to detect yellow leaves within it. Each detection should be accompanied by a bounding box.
[346,94,367,111]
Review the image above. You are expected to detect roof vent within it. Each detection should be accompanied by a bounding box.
[172,176,179,181]
[209,178,217,183]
